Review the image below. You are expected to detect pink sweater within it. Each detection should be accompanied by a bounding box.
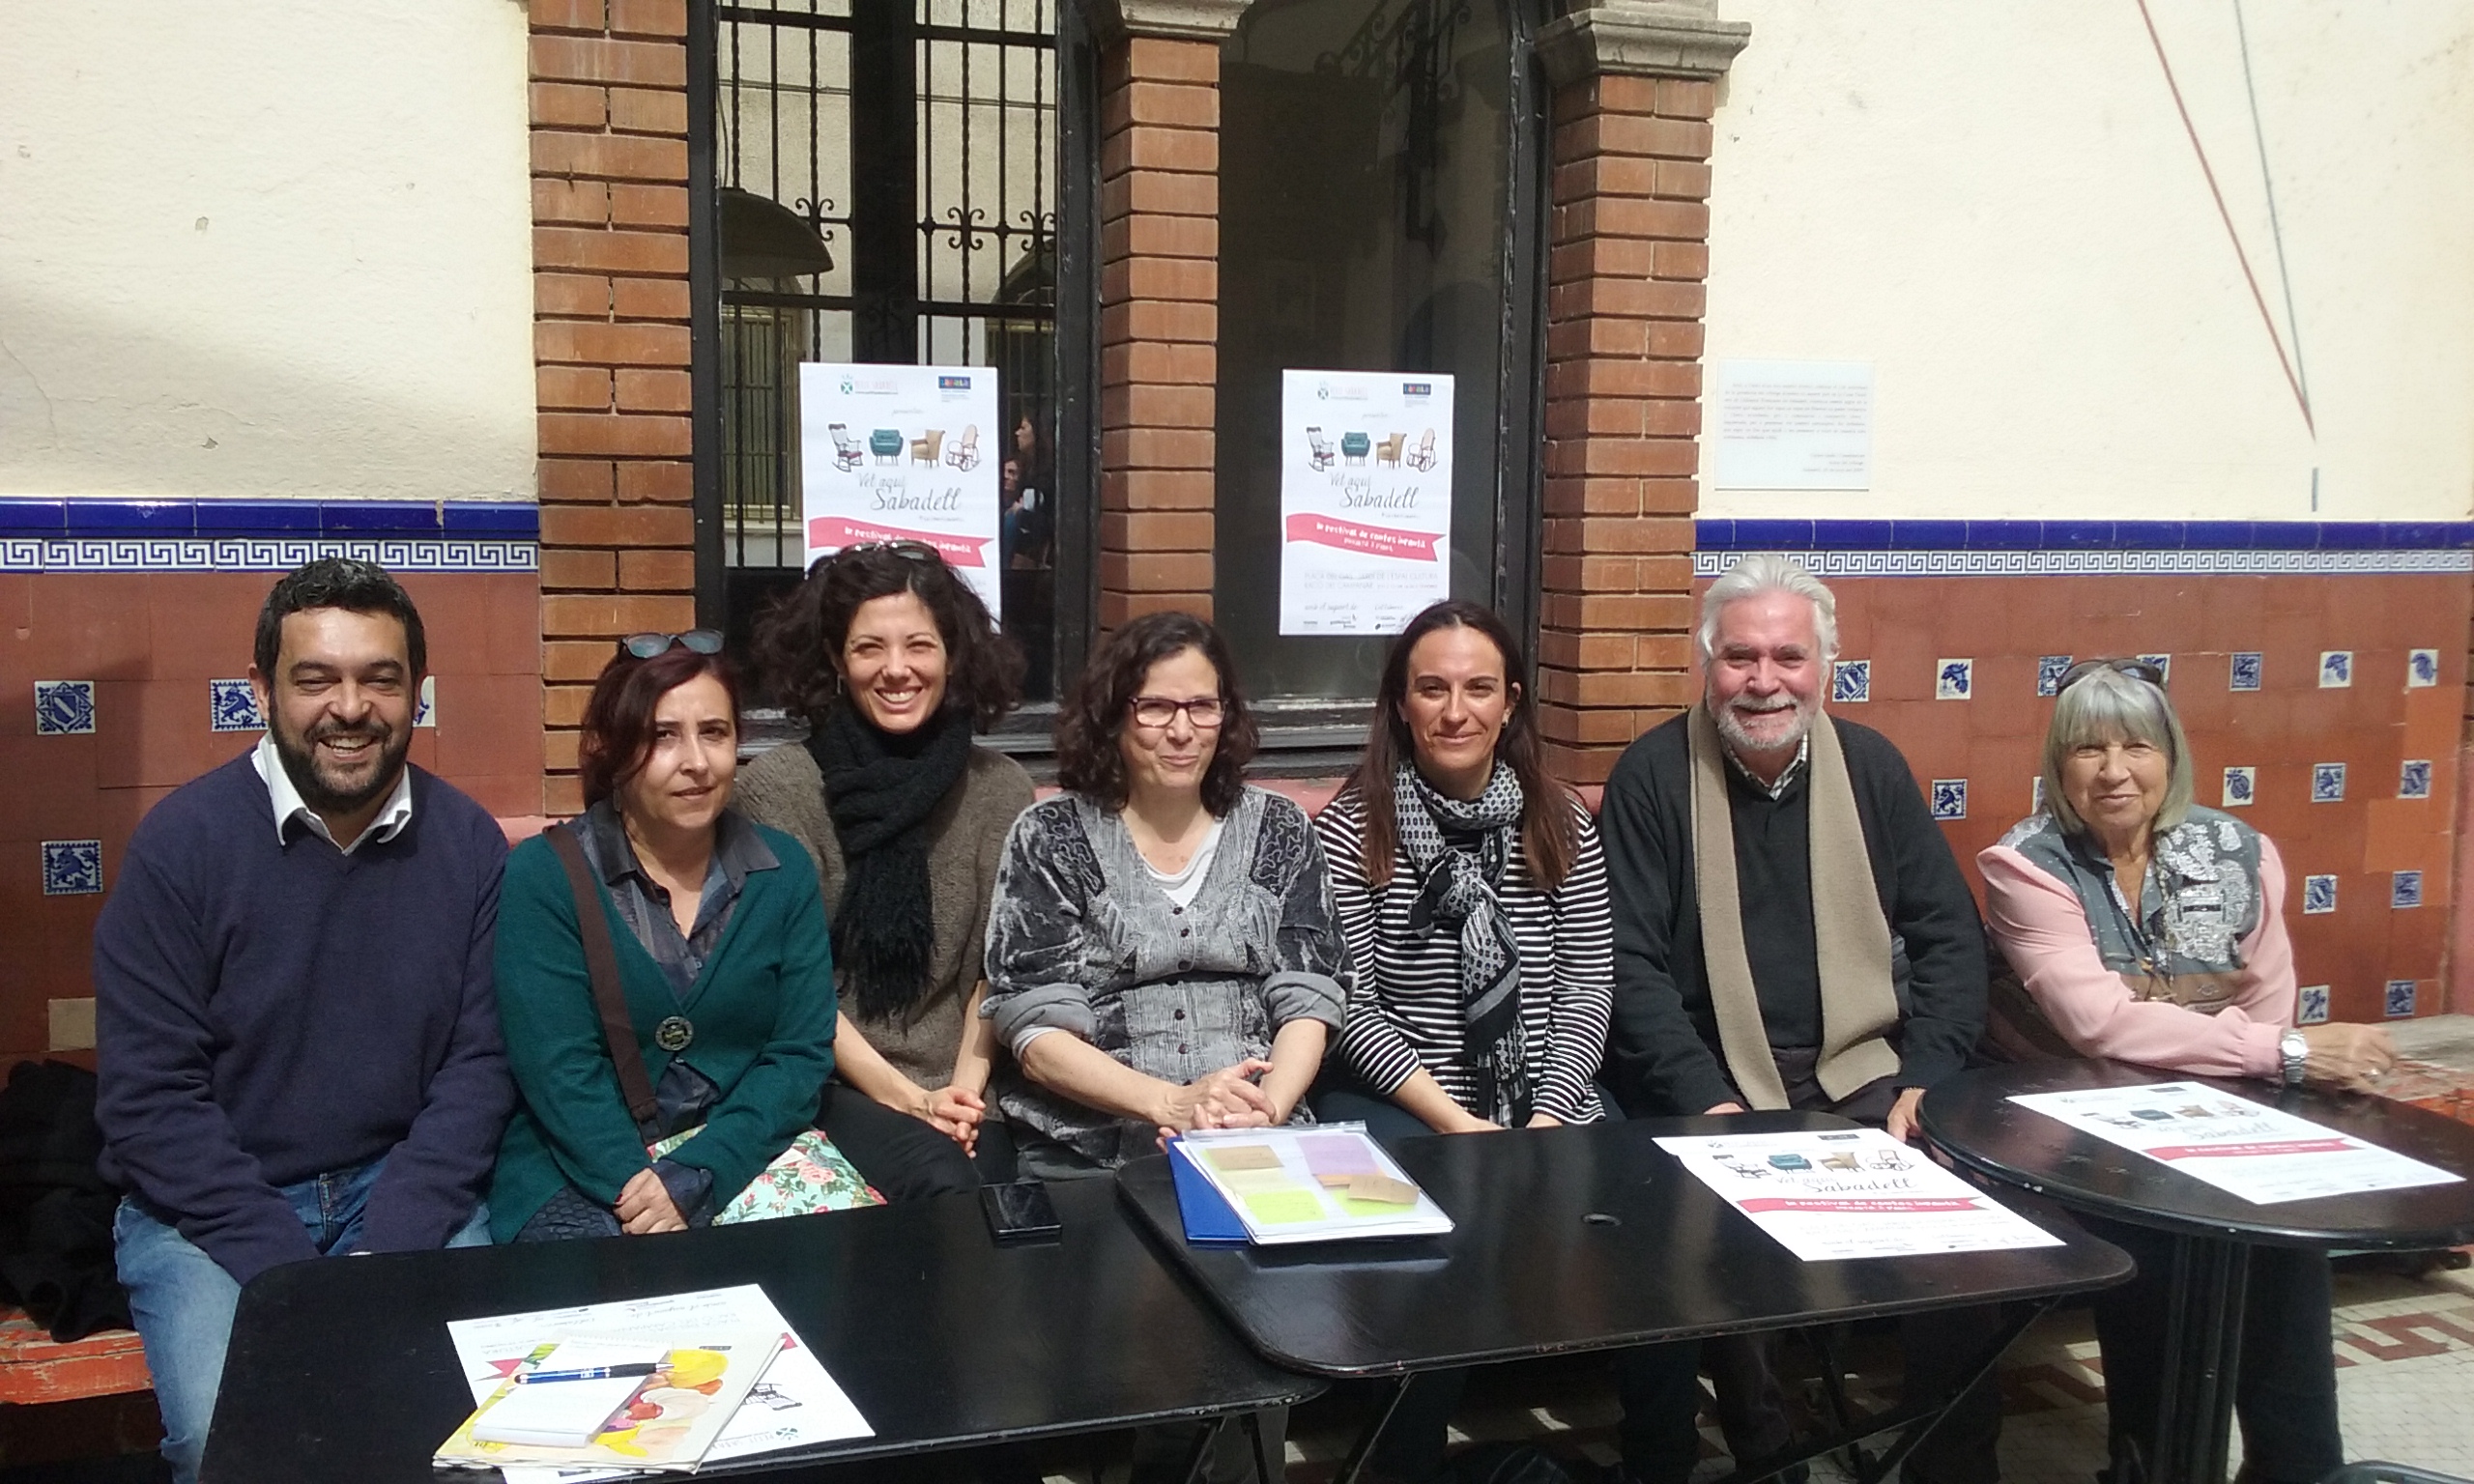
[1977,837,2293,1078]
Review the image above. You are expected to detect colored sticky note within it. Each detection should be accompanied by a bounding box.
[1242,1189,1325,1225]
[1205,1145,1281,1172]
[1345,1174,1420,1207]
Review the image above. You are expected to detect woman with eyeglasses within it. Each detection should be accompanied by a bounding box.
[1979,657,2396,1484]
[737,544,1035,1198]
[982,611,1349,1178]
[489,633,856,1241]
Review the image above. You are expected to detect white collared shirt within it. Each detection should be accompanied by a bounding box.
[252,733,415,854]
[1726,735,1811,801]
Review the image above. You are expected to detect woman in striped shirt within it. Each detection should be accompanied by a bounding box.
[1310,600,1695,1484]
[1312,599,1612,1137]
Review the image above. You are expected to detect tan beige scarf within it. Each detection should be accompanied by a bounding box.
[1688,703,1903,1109]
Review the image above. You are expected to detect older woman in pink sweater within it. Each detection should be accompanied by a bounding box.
[1977,657,2393,1484]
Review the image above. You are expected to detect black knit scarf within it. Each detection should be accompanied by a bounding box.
[806,699,971,1021]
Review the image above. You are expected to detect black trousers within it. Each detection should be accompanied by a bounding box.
[1309,1080,1706,1484]
[2080,1216,2342,1484]
[817,1078,986,1203]
[1705,1052,2009,1484]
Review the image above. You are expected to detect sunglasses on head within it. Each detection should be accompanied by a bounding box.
[2056,657,2165,695]
[617,629,725,660]
[841,540,942,562]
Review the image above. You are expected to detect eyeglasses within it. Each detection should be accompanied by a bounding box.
[1129,696,1225,730]
[2056,658,2166,695]
[617,629,725,660]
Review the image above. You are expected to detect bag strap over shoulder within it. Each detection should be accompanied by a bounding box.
[544,826,662,1136]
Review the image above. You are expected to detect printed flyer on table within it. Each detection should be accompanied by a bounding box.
[1278,369,1453,636]
[2007,1082,2464,1206]
[1655,1127,2062,1262]
[798,361,1003,618]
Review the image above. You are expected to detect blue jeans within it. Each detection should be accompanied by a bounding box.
[114,1157,490,1484]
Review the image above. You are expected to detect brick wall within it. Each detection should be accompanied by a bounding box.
[529,0,700,814]
[1097,36,1224,628]
[1534,72,1721,784]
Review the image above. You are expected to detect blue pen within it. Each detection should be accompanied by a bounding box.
[514,1361,661,1384]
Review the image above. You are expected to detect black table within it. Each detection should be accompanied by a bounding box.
[1920,1059,2474,1484]
[202,1178,1320,1482]
[1115,1113,2133,1484]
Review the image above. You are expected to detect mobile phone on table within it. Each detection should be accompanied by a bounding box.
[979,1180,1062,1243]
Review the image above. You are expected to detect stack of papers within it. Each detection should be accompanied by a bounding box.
[1656,1127,2063,1262]
[434,1284,872,1477]
[1170,1125,1453,1244]
[2009,1081,2464,1206]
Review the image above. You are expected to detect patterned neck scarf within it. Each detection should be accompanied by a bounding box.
[1394,759,1529,1126]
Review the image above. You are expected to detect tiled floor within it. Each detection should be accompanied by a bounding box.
[1272,1260,2474,1484]
[1276,1016,2474,1484]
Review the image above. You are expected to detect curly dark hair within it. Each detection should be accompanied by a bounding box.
[1342,598,1576,891]
[577,643,743,808]
[750,545,1023,730]
[1055,611,1257,815]
[253,558,427,678]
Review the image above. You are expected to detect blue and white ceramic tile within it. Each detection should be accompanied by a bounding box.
[2317,650,2352,688]
[2138,653,2172,685]
[2399,759,2432,800]
[2393,870,2424,909]
[33,680,95,736]
[2311,763,2346,803]
[41,840,102,897]
[1831,660,1870,704]
[2229,652,2262,692]
[415,675,437,729]
[2407,648,2439,688]
[2384,980,2419,1019]
[2302,874,2337,915]
[2296,985,2331,1026]
[208,679,264,732]
[2222,766,2256,808]
[1930,779,1967,820]
[1936,659,1972,700]
[2036,655,2073,697]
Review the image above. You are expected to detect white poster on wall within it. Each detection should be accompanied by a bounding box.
[1714,358,1873,490]
[797,363,1002,618]
[1279,370,1453,636]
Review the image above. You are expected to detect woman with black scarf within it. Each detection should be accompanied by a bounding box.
[738,544,1034,1199]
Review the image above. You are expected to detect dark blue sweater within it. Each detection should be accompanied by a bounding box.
[94,755,514,1287]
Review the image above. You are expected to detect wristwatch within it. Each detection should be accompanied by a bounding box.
[2279,1029,2310,1087]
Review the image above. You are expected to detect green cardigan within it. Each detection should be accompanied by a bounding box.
[486,820,837,1241]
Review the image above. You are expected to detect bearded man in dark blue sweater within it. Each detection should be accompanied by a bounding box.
[93,559,513,1484]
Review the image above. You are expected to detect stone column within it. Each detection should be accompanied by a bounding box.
[1091,1,1250,627]
[1533,2,1748,784]
[529,0,699,815]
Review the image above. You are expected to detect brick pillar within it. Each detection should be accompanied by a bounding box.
[1534,3,1748,784]
[1092,1,1249,628]
[529,0,700,815]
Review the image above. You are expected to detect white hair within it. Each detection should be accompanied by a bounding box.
[1696,555,1840,665]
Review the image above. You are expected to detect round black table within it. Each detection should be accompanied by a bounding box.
[1919,1058,2474,1484]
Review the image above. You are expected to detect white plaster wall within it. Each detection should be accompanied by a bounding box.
[0,1,536,503]
[1699,1,2474,522]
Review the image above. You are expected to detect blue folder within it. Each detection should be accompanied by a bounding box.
[1165,1139,1251,1246]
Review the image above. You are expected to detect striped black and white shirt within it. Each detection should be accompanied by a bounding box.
[1314,786,1613,1125]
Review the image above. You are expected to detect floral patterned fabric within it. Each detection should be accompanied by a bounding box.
[647,1128,883,1222]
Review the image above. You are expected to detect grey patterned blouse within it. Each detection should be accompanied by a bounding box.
[982,785,1351,1169]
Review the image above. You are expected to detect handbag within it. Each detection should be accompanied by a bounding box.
[544,828,882,1222]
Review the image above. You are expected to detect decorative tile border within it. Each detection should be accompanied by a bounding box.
[1692,520,2474,577]
[0,500,537,574]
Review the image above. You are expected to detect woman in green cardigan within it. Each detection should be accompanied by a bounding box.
[489,635,846,1241]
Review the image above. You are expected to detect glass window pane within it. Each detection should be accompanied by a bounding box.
[1213,0,1515,700]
